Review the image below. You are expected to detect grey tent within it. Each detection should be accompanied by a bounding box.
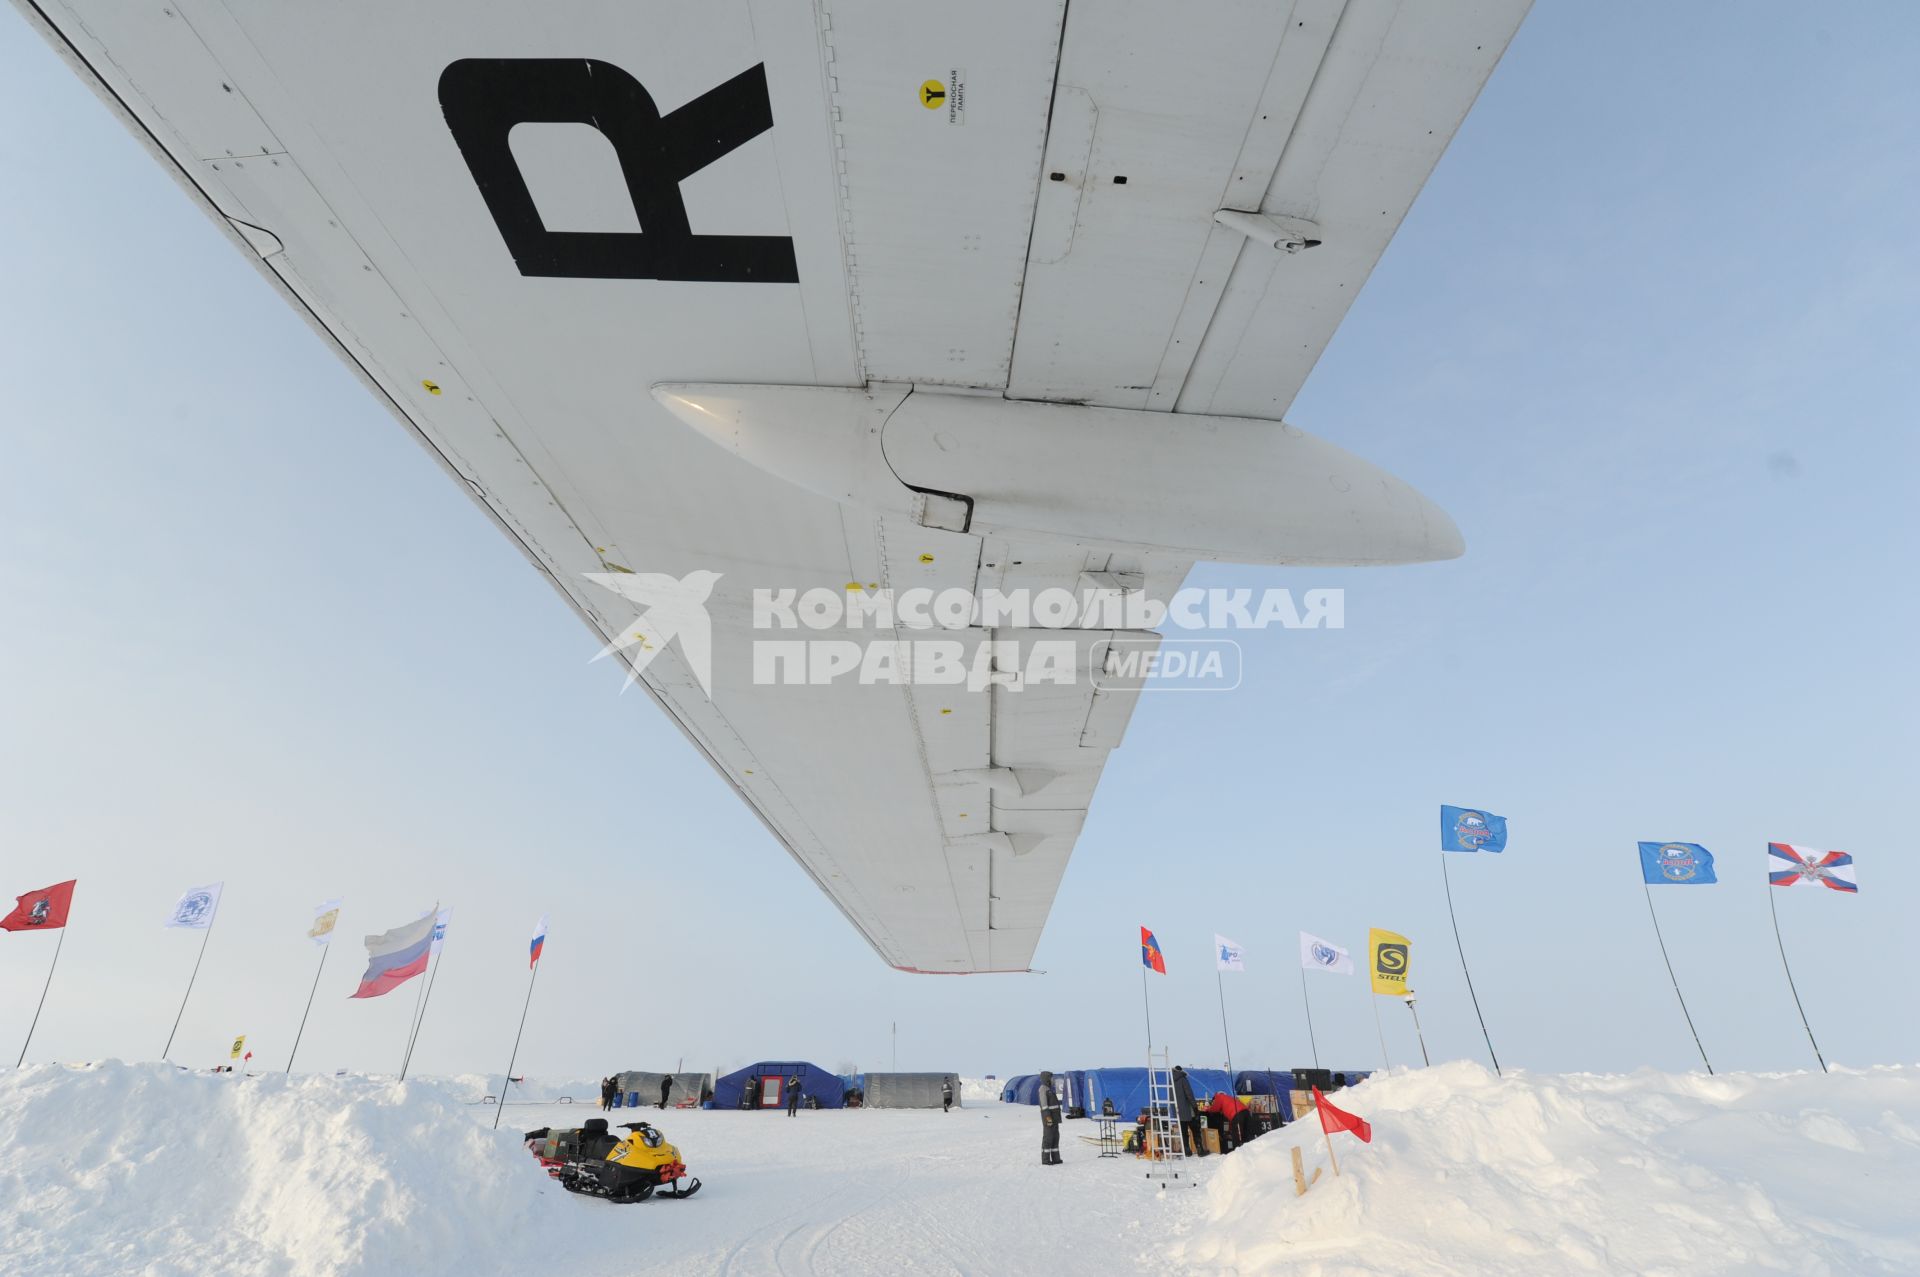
[614,1071,712,1108]
[864,1072,960,1109]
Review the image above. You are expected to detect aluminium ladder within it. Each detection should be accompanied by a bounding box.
[1144,1050,1190,1186]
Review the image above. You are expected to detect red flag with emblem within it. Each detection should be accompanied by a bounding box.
[1,880,76,932]
[1140,926,1166,974]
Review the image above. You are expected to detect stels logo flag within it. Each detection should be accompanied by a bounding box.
[2,880,77,932]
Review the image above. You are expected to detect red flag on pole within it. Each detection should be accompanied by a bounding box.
[1313,1087,1373,1143]
[1,880,76,932]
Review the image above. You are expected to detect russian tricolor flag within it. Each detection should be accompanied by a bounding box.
[350,911,437,999]
[529,914,549,969]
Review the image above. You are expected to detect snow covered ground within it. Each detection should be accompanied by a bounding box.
[3,1061,1917,1275]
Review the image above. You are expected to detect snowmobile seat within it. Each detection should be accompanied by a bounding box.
[579,1118,618,1159]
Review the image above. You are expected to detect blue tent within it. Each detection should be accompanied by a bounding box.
[1059,1070,1091,1114]
[712,1061,846,1110]
[1082,1067,1149,1119]
[1077,1066,1256,1121]
[1001,1073,1076,1105]
[1233,1070,1297,1121]
[1230,1068,1374,1117]
[1234,1068,1291,1095]
[1182,1068,1235,1103]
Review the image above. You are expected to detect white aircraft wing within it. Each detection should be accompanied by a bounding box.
[16,0,1527,971]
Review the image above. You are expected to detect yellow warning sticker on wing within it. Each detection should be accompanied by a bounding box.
[920,71,965,123]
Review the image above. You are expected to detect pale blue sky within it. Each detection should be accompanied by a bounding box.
[2,2,1914,1083]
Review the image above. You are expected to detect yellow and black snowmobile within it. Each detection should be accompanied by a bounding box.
[524,1118,702,1203]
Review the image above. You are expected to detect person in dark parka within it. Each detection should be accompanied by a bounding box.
[786,1073,803,1116]
[659,1075,673,1109]
[941,1078,954,1113]
[1172,1066,1204,1156]
[1038,1071,1063,1165]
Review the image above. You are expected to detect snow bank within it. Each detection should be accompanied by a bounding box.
[429,1072,608,1104]
[961,1076,1002,1105]
[0,1062,570,1277]
[1174,1061,1920,1275]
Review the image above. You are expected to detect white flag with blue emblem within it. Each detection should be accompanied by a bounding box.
[1299,931,1353,975]
[1215,934,1245,972]
[164,882,223,929]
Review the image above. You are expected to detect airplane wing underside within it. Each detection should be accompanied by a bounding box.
[16,0,1529,971]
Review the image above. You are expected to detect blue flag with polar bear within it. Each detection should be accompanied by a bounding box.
[1440,805,1507,853]
[1638,842,1717,885]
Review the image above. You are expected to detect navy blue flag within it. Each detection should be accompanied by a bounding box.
[1638,842,1718,885]
[1440,805,1507,853]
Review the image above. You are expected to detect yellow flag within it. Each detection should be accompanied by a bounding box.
[1368,929,1410,995]
[229,1034,246,1061]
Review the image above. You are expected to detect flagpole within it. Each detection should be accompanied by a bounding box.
[1766,886,1827,1074]
[1441,853,1501,1076]
[1140,964,1154,1058]
[16,927,69,1068]
[400,944,445,1081]
[1370,994,1392,1069]
[162,914,218,1061]
[1215,968,1235,1077]
[1320,1107,1342,1178]
[1404,995,1431,1067]
[1642,883,1713,1074]
[493,961,542,1130]
[286,945,330,1074]
[399,948,433,1076]
[1299,967,1320,1070]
